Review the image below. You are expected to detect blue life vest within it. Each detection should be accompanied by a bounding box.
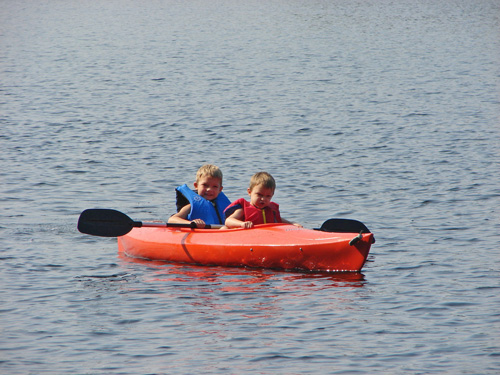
[175,184,230,225]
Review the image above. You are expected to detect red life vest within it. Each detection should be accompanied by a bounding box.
[224,198,282,225]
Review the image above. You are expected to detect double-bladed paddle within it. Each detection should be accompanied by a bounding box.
[78,208,374,246]
[77,208,223,237]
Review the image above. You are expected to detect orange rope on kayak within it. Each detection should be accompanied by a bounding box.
[261,209,266,224]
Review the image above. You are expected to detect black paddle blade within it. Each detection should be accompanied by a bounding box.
[77,209,138,237]
[316,219,375,244]
[317,218,371,234]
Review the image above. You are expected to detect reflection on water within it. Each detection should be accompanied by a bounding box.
[119,252,366,289]
[115,254,367,324]
[113,254,369,340]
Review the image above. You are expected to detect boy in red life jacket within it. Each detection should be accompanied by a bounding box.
[168,164,231,228]
[224,171,302,229]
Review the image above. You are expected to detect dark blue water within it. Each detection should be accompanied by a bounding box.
[1,1,500,374]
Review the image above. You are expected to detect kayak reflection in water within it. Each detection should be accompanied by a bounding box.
[168,164,231,229]
[224,171,302,229]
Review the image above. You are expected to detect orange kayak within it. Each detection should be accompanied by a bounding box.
[117,223,374,272]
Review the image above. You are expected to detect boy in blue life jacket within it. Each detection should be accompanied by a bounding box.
[168,164,231,228]
[224,171,302,229]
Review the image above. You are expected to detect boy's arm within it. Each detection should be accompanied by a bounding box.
[169,204,192,223]
[168,204,191,222]
[168,204,208,228]
[281,217,303,228]
[225,208,253,229]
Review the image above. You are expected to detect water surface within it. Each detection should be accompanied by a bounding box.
[1,1,500,374]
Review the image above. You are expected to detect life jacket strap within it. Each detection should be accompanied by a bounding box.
[212,201,224,224]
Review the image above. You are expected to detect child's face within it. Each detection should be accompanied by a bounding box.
[194,176,223,201]
[247,184,274,209]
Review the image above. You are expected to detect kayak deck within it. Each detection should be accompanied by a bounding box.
[117,223,373,272]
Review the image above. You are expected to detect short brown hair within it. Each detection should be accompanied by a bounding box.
[249,171,275,191]
[196,164,223,183]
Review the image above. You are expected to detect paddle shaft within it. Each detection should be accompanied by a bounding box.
[134,221,224,229]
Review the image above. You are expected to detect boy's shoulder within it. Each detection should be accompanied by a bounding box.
[229,197,248,206]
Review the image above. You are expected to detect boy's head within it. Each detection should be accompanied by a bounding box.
[249,171,275,191]
[247,172,275,209]
[196,164,223,184]
[194,164,223,201]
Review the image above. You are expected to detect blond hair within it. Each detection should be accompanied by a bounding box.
[196,164,223,183]
[249,171,276,191]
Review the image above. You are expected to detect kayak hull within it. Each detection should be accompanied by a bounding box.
[117,223,373,272]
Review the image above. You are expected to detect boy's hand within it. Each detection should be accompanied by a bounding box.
[241,221,254,229]
[191,219,206,228]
